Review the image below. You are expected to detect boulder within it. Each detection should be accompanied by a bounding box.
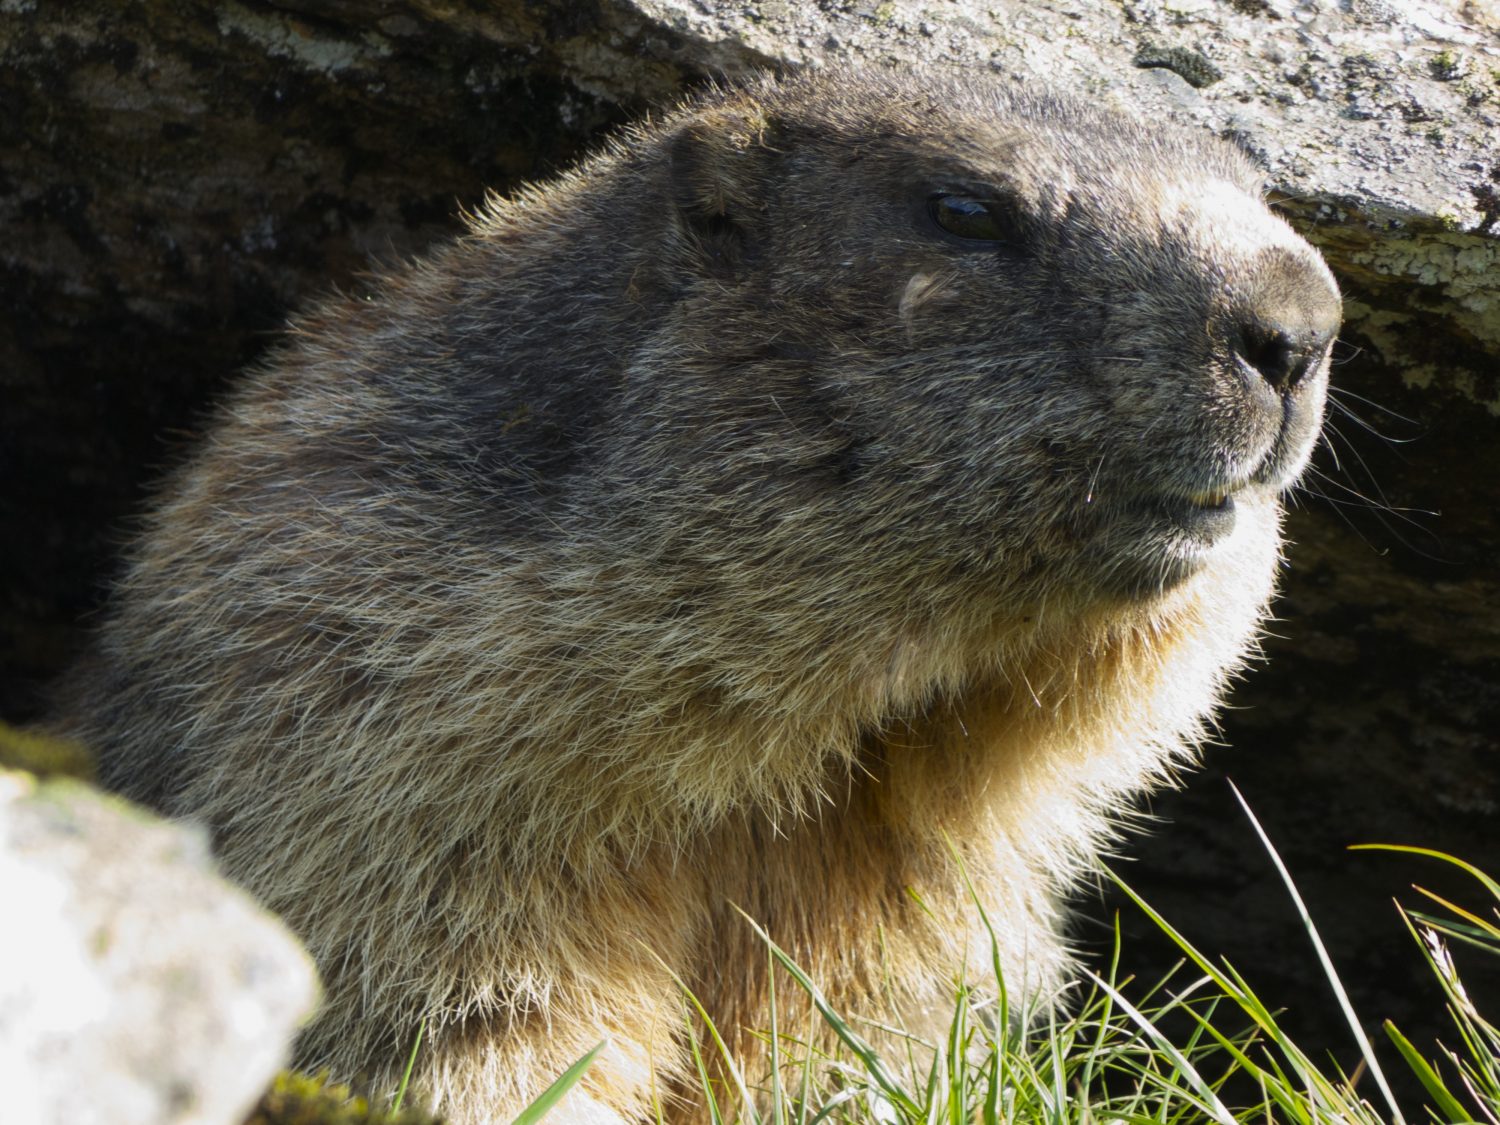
[0,768,318,1125]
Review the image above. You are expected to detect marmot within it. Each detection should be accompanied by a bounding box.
[52,66,1340,1124]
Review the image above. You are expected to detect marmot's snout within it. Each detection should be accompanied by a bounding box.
[1229,243,1341,492]
[1232,302,1336,394]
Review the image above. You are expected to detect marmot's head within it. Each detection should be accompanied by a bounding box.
[557,69,1340,619]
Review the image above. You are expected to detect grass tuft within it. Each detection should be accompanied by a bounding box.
[640,799,1500,1125]
[265,804,1500,1125]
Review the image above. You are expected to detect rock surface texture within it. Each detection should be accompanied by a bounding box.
[0,768,318,1125]
[3,0,1497,1088]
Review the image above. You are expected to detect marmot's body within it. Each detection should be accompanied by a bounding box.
[54,68,1339,1124]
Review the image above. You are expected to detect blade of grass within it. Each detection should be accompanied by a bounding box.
[1409,914,1500,959]
[1045,1003,1067,1125]
[1107,862,1369,1120]
[736,909,922,1121]
[1107,866,1304,1047]
[1396,907,1500,1106]
[1081,969,1237,1125]
[391,1018,426,1113]
[509,1040,606,1125]
[806,1087,862,1125]
[1408,888,1500,943]
[680,982,760,1121]
[1171,1001,1311,1123]
[943,985,969,1125]
[1230,781,1407,1125]
[1383,1020,1471,1122]
[640,936,759,1123]
[684,1012,727,1125]
[921,1035,944,1125]
[1350,845,1500,903]
[768,944,785,1125]
[981,1053,1001,1125]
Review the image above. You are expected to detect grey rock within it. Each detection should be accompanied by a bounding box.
[0,772,319,1125]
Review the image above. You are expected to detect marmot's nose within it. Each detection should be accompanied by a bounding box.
[1234,316,1335,391]
[1233,248,1341,392]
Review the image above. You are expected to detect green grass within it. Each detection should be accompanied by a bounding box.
[361,795,1497,1125]
[509,799,1500,1125]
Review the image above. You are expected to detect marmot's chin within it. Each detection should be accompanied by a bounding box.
[1086,487,1271,599]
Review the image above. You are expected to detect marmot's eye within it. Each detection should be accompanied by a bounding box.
[928,194,1019,243]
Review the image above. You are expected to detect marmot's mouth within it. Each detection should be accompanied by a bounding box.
[1116,488,1241,549]
[1185,487,1232,510]
[1160,492,1238,543]
[1179,493,1237,542]
[1081,488,1247,598]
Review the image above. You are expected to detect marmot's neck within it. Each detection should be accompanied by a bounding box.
[529,568,1260,883]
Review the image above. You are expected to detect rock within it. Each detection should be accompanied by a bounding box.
[0,771,318,1125]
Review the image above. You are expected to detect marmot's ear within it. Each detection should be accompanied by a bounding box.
[667,106,778,277]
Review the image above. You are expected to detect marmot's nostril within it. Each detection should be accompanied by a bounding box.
[1236,321,1329,391]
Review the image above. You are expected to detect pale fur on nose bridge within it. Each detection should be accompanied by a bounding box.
[1160,178,1307,262]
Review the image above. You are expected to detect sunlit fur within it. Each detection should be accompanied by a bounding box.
[52,67,1339,1125]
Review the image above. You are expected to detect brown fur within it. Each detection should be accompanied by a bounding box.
[51,67,1339,1124]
